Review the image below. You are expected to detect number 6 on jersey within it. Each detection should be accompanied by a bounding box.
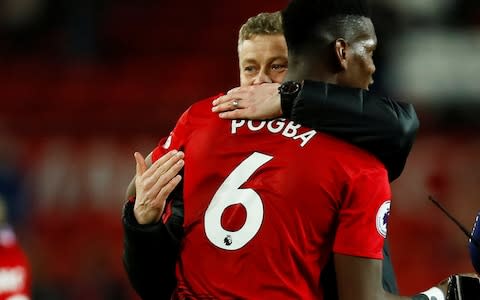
[204,152,273,250]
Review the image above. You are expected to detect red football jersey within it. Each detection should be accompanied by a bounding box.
[0,227,31,300]
[152,95,391,299]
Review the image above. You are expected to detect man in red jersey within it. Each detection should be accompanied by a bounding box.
[0,197,30,300]
[128,0,410,297]
[260,0,471,299]
[152,99,391,299]
[123,10,422,300]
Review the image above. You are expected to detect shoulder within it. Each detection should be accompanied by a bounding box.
[315,133,387,177]
[171,93,224,129]
[186,93,224,116]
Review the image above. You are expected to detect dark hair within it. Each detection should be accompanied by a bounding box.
[282,0,371,55]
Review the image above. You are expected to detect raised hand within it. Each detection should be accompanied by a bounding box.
[133,150,184,225]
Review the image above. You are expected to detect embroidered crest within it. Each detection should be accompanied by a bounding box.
[376,200,391,238]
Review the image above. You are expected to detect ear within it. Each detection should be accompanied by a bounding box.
[334,39,348,71]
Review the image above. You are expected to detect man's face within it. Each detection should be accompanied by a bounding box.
[337,19,377,90]
[238,34,288,86]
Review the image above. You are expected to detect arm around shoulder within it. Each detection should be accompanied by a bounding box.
[290,80,419,181]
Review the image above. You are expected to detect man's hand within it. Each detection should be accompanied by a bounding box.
[133,150,184,225]
[212,83,282,120]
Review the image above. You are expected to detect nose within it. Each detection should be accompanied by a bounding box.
[367,63,376,89]
[252,69,273,85]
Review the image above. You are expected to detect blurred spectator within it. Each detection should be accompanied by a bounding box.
[0,196,31,300]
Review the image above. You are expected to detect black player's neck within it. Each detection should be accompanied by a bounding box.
[286,56,336,84]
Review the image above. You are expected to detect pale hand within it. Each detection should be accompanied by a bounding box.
[212,83,282,120]
[133,150,184,225]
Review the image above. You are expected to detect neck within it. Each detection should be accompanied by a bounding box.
[285,54,337,84]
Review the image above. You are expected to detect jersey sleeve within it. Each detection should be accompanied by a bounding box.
[152,106,192,163]
[333,167,391,259]
[149,107,190,228]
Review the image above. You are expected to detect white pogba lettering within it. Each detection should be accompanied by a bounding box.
[231,119,317,147]
[0,267,25,293]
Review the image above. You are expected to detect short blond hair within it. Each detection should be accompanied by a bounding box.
[238,11,283,45]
